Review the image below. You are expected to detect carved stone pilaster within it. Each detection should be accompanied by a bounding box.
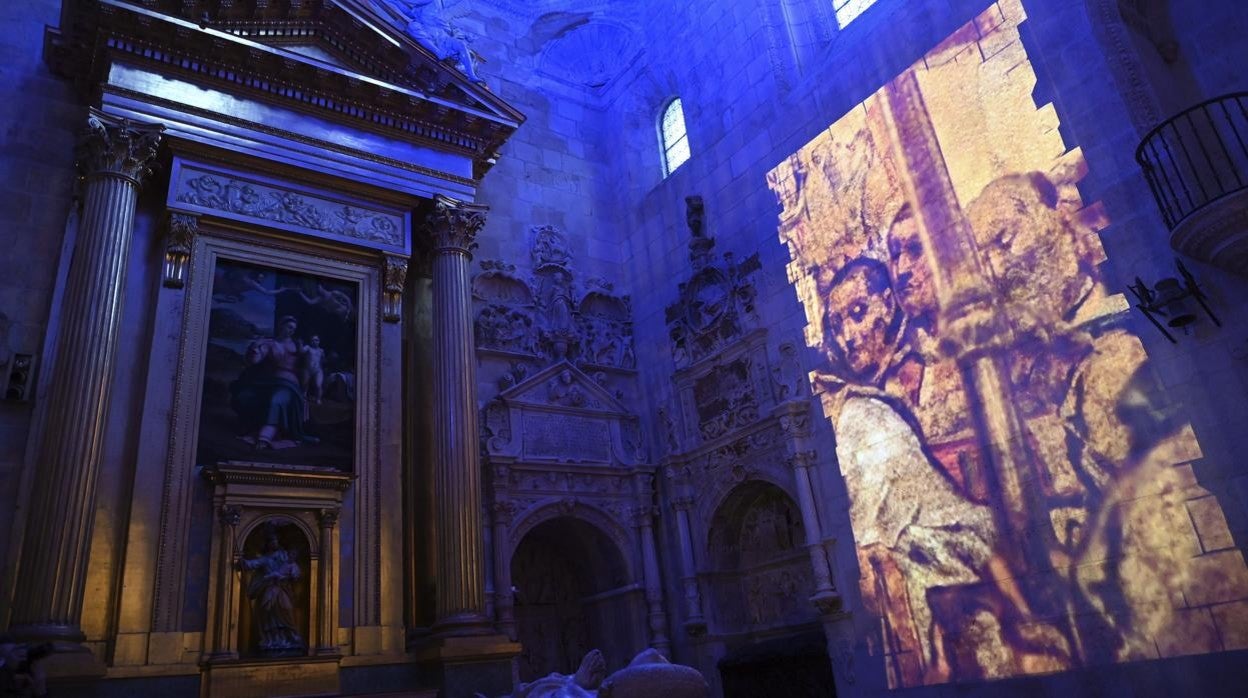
[668,493,705,635]
[382,255,409,322]
[631,502,671,655]
[427,195,491,635]
[163,212,198,288]
[490,500,517,640]
[9,110,163,645]
[317,507,340,655]
[209,505,242,660]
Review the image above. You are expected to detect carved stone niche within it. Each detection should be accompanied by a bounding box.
[200,465,351,698]
[671,329,775,450]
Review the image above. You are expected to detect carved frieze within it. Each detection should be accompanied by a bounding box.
[169,160,408,254]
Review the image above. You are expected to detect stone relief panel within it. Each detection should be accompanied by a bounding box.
[665,197,763,371]
[169,160,408,255]
[473,224,637,403]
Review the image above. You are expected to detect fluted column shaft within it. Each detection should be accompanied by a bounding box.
[10,111,162,641]
[426,195,490,635]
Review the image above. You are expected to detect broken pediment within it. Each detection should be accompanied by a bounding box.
[47,0,524,178]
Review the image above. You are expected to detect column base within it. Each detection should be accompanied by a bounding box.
[414,635,521,698]
[432,611,495,638]
[29,641,106,680]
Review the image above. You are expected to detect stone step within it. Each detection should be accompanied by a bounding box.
[329,691,439,698]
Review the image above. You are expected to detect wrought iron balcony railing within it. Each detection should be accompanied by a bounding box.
[1137,93,1248,273]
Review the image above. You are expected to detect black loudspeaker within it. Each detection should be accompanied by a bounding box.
[4,353,35,401]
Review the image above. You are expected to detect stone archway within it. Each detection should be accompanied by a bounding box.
[704,481,834,698]
[510,515,642,681]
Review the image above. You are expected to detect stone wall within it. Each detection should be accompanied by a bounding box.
[0,0,81,618]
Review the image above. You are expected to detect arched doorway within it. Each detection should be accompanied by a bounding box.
[705,481,834,697]
[511,516,641,681]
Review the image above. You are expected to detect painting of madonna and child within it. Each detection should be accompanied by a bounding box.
[768,0,1248,689]
[197,258,358,471]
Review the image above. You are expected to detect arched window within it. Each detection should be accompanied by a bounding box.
[659,98,691,177]
[834,0,878,28]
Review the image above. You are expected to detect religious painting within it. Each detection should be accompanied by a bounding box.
[768,0,1248,688]
[197,258,358,470]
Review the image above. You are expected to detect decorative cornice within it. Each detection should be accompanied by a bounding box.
[425,194,488,254]
[76,108,164,184]
[49,0,524,176]
[202,464,354,491]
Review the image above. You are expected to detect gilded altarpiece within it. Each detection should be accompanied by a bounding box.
[126,159,405,696]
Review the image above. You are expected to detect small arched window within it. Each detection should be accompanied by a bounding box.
[659,97,691,177]
[833,0,878,28]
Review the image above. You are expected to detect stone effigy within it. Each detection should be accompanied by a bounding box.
[489,649,708,698]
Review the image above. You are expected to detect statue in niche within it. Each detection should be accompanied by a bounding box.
[540,270,578,360]
[238,523,305,655]
[381,0,484,82]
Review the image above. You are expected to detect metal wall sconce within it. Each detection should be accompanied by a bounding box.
[1128,258,1222,343]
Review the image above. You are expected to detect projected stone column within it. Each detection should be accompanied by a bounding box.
[671,494,706,635]
[426,194,491,635]
[9,110,162,650]
[787,450,841,612]
[632,502,671,655]
[880,72,1041,554]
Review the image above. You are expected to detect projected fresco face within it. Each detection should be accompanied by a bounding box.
[768,0,1248,688]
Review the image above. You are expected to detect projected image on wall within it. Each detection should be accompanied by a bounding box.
[768,0,1248,688]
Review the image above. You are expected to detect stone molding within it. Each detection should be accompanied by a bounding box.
[169,159,409,254]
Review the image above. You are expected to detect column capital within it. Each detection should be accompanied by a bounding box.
[671,495,696,512]
[318,508,341,528]
[786,449,818,470]
[425,194,488,254]
[76,109,164,184]
[219,505,243,528]
[630,505,658,528]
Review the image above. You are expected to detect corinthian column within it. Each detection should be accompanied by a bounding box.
[10,110,162,645]
[425,194,490,635]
